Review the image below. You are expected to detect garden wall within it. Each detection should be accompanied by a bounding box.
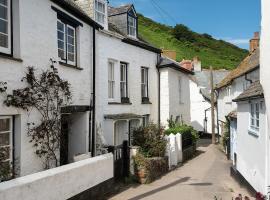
[0,154,113,200]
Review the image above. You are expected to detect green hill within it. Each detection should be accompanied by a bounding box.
[138,14,248,70]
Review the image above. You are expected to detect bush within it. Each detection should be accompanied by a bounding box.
[172,24,196,42]
[133,123,167,158]
[164,124,199,144]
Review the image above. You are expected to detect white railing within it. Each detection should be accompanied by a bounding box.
[0,153,113,200]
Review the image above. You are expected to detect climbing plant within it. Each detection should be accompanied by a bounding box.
[0,60,71,169]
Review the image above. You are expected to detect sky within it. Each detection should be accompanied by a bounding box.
[110,0,261,49]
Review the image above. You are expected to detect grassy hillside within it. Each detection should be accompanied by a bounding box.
[138,14,248,70]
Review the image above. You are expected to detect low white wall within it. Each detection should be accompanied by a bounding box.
[0,154,113,200]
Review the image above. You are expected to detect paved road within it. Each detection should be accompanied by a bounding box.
[109,139,253,200]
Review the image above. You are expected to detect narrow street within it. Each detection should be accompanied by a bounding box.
[109,139,253,200]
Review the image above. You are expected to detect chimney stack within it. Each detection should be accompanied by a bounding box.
[180,59,193,71]
[249,32,260,52]
[192,56,201,72]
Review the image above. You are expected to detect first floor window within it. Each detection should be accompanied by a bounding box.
[108,61,115,99]
[250,101,260,132]
[120,62,128,99]
[57,20,76,66]
[128,16,137,37]
[0,116,13,179]
[142,115,150,127]
[95,0,105,25]
[141,67,149,99]
[0,0,11,54]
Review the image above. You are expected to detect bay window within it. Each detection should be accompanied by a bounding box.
[57,20,76,66]
[0,0,11,54]
[95,0,105,25]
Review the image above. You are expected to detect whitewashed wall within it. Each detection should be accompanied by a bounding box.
[160,68,191,128]
[0,154,113,200]
[0,0,93,176]
[236,100,267,194]
[261,0,270,194]
[95,31,159,145]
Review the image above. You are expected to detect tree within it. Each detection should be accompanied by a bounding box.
[0,60,71,169]
[172,24,196,42]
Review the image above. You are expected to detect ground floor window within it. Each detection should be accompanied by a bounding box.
[0,116,13,179]
[142,115,150,127]
[249,101,260,134]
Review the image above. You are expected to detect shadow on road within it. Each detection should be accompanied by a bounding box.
[127,177,190,200]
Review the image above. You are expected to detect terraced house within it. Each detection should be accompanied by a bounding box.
[75,1,161,147]
[0,0,101,177]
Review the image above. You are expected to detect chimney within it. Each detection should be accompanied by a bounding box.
[249,32,260,52]
[192,56,201,72]
[180,59,193,71]
[162,50,177,61]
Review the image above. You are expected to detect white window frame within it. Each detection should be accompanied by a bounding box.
[141,67,149,98]
[178,77,183,104]
[0,116,13,170]
[249,101,260,135]
[108,61,115,100]
[57,19,77,66]
[120,63,128,98]
[95,0,105,25]
[0,0,11,54]
[128,16,137,38]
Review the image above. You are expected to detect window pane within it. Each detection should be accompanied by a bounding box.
[67,27,74,36]
[0,19,7,34]
[58,49,65,60]
[0,5,7,20]
[256,120,259,128]
[58,40,64,50]
[57,21,64,32]
[0,0,7,6]
[0,33,7,47]
[68,45,74,53]
[0,132,9,146]
[68,53,75,62]
[251,118,254,126]
[68,36,74,45]
[0,147,10,160]
[0,118,10,132]
[57,31,64,41]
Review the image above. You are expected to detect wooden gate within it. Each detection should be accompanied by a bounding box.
[108,140,129,180]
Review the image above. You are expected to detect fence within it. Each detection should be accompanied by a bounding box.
[0,154,113,200]
[166,133,195,169]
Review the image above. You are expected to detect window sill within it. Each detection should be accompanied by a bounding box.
[0,53,23,62]
[59,61,83,70]
[248,129,259,138]
[142,101,152,105]
[108,102,132,105]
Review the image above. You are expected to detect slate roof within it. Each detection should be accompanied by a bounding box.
[158,56,193,74]
[233,81,264,102]
[191,70,230,101]
[216,48,259,89]
[51,0,102,28]
[108,4,133,16]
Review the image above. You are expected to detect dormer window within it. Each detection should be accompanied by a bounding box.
[95,0,105,25]
[128,16,136,37]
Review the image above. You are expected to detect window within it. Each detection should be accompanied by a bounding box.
[249,101,260,133]
[226,86,231,96]
[57,20,76,66]
[141,67,149,101]
[128,16,136,37]
[95,0,105,25]
[178,77,182,104]
[142,115,150,127]
[108,61,115,99]
[0,116,13,178]
[120,63,128,101]
[0,0,11,54]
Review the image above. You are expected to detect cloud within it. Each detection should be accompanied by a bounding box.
[226,39,249,45]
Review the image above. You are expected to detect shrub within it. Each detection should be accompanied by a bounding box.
[133,123,167,158]
[164,124,199,144]
[172,24,196,42]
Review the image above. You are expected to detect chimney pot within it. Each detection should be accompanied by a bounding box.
[249,32,260,52]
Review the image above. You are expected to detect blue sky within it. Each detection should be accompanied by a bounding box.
[110,0,261,49]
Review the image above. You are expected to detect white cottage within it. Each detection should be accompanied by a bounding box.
[260,0,270,196]
[76,1,161,147]
[158,56,193,127]
[0,0,100,176]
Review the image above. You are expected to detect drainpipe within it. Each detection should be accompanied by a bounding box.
[91,28,96,157]
[215,90,220,142]
[157,53,161,127]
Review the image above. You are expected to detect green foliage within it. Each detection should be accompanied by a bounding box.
[164,124,199,144]
[133,123,167,158]
[0,148,12,182]
[138,14,248,70]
